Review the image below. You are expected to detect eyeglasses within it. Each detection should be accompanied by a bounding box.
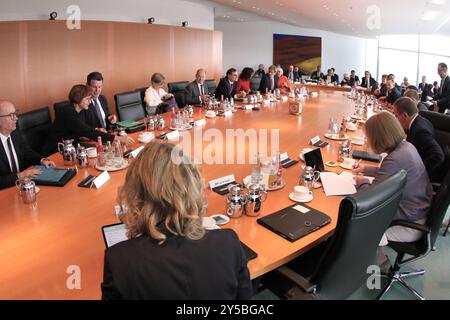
[0,112,18,120]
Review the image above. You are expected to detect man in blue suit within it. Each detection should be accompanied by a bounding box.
[85,72,117,131]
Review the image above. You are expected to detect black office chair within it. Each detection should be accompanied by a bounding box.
[204,79,217,95]
[17,107,52,156]
[377,169,450,300]
[53,100,71,119]
[250,77,262,92]
[419,110,450,236]
[114,91,145,121]
[167,81,188,108]
[263,170,407,300]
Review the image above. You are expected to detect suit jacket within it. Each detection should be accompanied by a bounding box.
[322,74,338,84]
[359,140,432,222]
[407,115,445,179]
[215,77,238,100]
[84,95,112,129]
[284,71,301,82]
[436,75,450,113]
[310,71,324,80]
[0,129,43,190]
[419,83,431,102]
[258,74,279,93]
[386,87,402,104]
[184,81,209,105]
[42,104,115,156]
[361,77,377,90]
[349,76,359,87]
[101,229,252,300]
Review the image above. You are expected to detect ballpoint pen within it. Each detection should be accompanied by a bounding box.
[353,159,362,170]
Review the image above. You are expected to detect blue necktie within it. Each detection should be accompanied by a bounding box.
[93,99,106,128]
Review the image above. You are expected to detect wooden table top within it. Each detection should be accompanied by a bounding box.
[0,88,376,299]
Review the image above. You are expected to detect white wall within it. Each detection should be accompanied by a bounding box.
[0,0,214,30]
[215,19,375,79]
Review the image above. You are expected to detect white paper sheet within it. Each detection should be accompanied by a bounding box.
[320,171,357,196]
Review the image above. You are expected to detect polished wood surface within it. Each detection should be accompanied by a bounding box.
[0,20,222,117]
[0,88,374,299]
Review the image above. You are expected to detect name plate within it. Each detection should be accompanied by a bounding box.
[93,170,110,189]
[310,136,321,145]
[262,99,270,105]
[166,130,180,140]
[130,145,144,158]
[310,92,319,98]
[243,105,253,110]
[280,152,289,162]
[281,96,288,102]
[194,119,207,127]
[209,174,236,189]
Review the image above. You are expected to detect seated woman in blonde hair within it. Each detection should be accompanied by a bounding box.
[101,141,252,300]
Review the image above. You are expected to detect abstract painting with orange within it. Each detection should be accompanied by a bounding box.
[273,34,322,75]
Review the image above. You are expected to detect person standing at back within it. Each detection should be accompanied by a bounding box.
[85,72,117,131]
[433,62,450,113]
[101,141,252,300]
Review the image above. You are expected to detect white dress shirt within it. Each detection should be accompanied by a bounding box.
[0,132,20,172]
[144,86,167,107]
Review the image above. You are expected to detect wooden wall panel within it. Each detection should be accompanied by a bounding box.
[0,21,222,116]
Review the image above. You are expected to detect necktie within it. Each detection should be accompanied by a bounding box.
[230,82,234,93]
[289,72,293,82]
[440,78,445,95]
[6,137,18,174]
[270,78,274,91]
[200,84,204,96]
[93,99,106,128]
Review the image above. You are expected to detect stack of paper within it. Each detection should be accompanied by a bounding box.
[320,172,357,196]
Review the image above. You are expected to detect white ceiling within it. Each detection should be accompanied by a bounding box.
[207,0,450,37]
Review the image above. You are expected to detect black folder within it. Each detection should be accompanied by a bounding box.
[352,150,382,163]
[257,204,331,242]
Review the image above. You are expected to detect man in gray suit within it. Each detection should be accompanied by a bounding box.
[184,69,210,105]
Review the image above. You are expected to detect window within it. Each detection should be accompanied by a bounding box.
[378,48,418,85]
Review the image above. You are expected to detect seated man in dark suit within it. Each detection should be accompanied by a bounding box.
[393,97,444,179]
[360,70,378,91]
[293,66,302,82]
[310,65,324,81]
[258,65,279,93]
[0,100,55,190]
[85,72,117,131]
[403,89,429,112]
[184,68,210,105]
[331,67,339,83]
[215,68,238,100]
[384,79,402,104]
[284,65,295,82]
[321,69,338,85]
[349,70,360,87]
[433,62,450,113]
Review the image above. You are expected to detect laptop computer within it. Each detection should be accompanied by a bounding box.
[304,148,327,172]
[257,204,331,242]
[101,223,258,261]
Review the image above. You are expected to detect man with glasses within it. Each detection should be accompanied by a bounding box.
[0,100,55,190]
[433,63,450,113]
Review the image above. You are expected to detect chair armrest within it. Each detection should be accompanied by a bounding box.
[275,266,317,294]
[431,183,440,193]
[389,219,430,234]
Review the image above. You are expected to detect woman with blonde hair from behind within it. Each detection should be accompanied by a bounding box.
[101,141,252,299]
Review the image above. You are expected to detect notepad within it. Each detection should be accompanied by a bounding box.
[319,171,357,196]
[33,165,68,182]
[116,120,142,128]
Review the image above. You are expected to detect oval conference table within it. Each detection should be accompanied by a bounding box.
[0,87,378,299]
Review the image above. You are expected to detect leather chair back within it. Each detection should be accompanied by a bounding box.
[168,81,188,108]
[53,100,71,119]
[419,110,450,178]
[428,169,450,247]
[17,107,52,155]
[204,79,217,94]
[311,170,407,299]
[250,77,261,91]
[114,91,145,121]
